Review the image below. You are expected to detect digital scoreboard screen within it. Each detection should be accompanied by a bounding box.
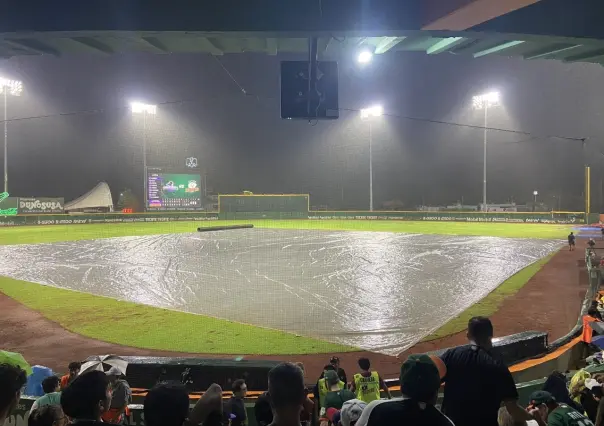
[147,172,202,210]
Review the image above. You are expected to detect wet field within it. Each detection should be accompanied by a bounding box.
[0,229,561,354]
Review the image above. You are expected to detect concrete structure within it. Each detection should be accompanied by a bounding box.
[1,1,604,67]
[64,182,114,213]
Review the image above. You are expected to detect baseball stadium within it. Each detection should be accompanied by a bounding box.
[4,2,604,426]
[0,196,596,375]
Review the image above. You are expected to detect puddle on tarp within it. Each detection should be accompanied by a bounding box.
[0,229,561,354]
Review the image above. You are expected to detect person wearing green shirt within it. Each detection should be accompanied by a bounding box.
[529,391,593,426]
[30,376,62,414]
[316,365,345,409]
[323,370,355,413]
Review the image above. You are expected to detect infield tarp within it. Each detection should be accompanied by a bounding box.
[0,229,561,354]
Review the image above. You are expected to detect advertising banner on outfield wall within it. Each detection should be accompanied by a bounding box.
[0,210,584,226]
[0,212,219,226]
[308,211,582,224]
[18,197,64,214]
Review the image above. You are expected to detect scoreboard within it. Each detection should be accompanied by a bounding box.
[147,172,202,210]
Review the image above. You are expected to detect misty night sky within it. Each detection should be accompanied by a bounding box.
[1,51,604,210]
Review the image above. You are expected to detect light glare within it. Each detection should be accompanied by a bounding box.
[130,102,157,115]
[0,78,23,96]
[472,91,500,110]
[357,50,373,64]
[360,105,383,119]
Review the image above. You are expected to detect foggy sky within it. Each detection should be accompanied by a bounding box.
[1,51,604,211]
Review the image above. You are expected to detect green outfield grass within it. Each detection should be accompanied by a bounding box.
[0,276,355,355]
[0,219,566,354]
[422,254,554,341]
[0,219,572,245]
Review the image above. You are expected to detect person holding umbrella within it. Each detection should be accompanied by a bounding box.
[79,355,130,425]
[101,367,132,424]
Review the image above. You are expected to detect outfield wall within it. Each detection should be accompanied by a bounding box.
[308,211,583,223]
[0,212,219,226]
[0,210,583,226]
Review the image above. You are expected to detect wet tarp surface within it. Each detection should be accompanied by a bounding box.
[0,229,561,354]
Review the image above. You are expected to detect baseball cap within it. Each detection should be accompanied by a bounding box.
[324,370,339,385]
[340,399,367,426]
[400,354,446,403]
[529,391,556,405]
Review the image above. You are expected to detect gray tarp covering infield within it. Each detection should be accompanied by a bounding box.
[0,229,561,354]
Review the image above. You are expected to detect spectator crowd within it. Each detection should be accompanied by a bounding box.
[2,316,604,426]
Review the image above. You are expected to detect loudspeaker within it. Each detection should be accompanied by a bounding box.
[280,60,339,120]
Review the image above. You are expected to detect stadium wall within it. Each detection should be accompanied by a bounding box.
[308,210,584,223]
[0,210,584,226]
[0,212,219,226]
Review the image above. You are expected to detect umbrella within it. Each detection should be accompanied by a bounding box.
[0,350,33,376]
[80,355,128,376]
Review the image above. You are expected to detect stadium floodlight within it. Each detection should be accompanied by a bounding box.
[472,90,501,212]
[472,91,500,110]
[0,78,23,97]
[130,102,157,115]
[357,50,373,64]
[360,105,383,119]
[360,104,384,212]
[0,77,23,193]
[130,102,157,212]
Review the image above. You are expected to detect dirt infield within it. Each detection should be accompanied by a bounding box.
[0,246,586,382]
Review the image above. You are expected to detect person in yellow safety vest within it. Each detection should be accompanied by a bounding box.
[350,357,391,403]
[316,365,346,409]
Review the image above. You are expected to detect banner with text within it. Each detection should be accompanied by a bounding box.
[308,211,583,224]
[0,212,219,226]
[18,197,64,214]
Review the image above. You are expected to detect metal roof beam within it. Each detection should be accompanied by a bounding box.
[422,0,541,31]
[523,43,581,60]
[473,40,525,57]
[198,37,223,55]
[71,37,114,54]
[318,37,332,58]
[140,36,170,53]
[266,38,278,55]
[374,36,406,54]
[564,48,604,63]
[4,38,60,56]
[426,36,465,54]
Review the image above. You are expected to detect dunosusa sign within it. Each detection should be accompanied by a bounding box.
[18,197,64,214]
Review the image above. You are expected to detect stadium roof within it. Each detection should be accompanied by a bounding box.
[2,1,604,66]
[3,30,604,66]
